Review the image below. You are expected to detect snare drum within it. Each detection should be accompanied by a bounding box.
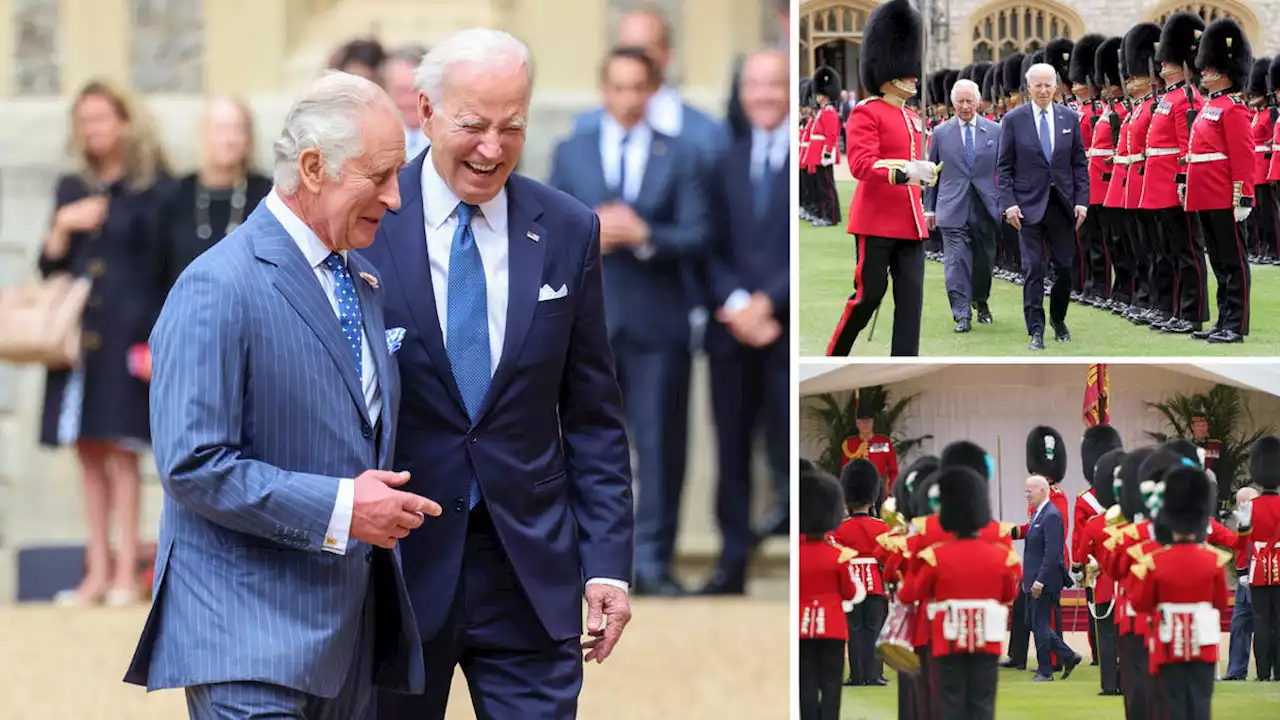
[876,600,921,674]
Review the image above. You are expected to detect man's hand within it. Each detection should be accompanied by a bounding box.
[1074,205,1087,230]
[596,203,648,253]
[716,293,780,348]
[582,583,632,663]
[1005,206,1023,230]
[350,470,442,549]
[1031,580,1044,599]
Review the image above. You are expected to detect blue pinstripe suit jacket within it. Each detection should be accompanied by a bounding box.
[123,203,425,697]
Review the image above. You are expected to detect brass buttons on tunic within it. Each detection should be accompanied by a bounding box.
[87,259,105,278]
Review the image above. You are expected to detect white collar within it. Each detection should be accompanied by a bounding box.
[646,85,683,136]
[1034,102,1054,115]
[419,148,508,232]
[601,114,652,145]
[753,119,789,144]
[1035,496,1051,515]
[265,187,345,267]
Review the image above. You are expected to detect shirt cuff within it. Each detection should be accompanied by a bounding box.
[323,477,355,554]
[586,577,630,593]
[924,211,936,217]
[1074,205,1087,215]
[724,288,752,313]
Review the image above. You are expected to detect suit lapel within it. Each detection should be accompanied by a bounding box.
[580,130,609,202]
[250,207,366,416]
[635,133,673,208]
[473,178,546,425]
[349,252,395,465]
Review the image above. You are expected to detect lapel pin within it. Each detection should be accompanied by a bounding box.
[358,272,379,289]
[527,231,540,242]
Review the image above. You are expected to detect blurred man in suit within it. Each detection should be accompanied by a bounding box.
[550,45,708,597]
[125,72,438,718]
[382,43,430,161]
[703,47,788,595]
[996,62,1090,351]
[365,31,636,718]
[925,78,1002,332]
[1022,475,1083,682]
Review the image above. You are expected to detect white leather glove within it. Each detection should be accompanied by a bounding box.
[1088,558,1099,574]
[1235,500,1253,528]
[1235,206,1253,223]
[1177,184,1186,205]
[822,150,835,167]
[904,160,936,182]
[1240,573,1250,588]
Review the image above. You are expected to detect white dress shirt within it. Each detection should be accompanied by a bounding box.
[925,117,978,219]
[646,85,684,137]
[405,127,429,161]
[265,188,382,555]
[1032,102,1056,154]
[600,115,653,204]
[1032,496,1051,524]
[724,120,789,313]
[418,153,627,593]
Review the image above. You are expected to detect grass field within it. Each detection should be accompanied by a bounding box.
[800,181,1280,357]
[837,634,1280,719]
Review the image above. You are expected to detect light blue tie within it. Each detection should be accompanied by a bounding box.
[963,123,975,168]
[1038,109,1052,163]
[445,202,489,509]
[322,253,363,380]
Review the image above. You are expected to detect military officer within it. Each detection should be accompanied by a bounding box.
[1073,424,1124,666]
[1089,37,1130,310]
[1236,435,1280,681]
[810,67,844,228]
[1074,448,1127,696]
[840,405,900,494]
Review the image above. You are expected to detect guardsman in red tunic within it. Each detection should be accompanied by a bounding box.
[1089,38,1130,309]
[1075,447,1128,696]
[899,466,1020,720]
[1121,24,1166,326]
[840,406,900,498]
[1104,46,1138,315]
[1143,13,1211,334]
[1183,18,1255,344]
[798,81,816,222]
[799,462,863,720]
[832,459,890,687]
[1266,56,1280,222]
[810,66,844,228]
[1247,58,1280,262]
[827,0,934,358]
[1068,34,1107,303]
[1236,435,1280,680]
[1074,425,1125,665]
[1127,466,1232,720]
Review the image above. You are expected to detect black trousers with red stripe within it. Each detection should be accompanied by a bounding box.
[827,236,924,356]
[1154,661,1214,720]
[1104,207,1135,304]
[813,164,842,224]
[1253,183,1280,259]
[1196,208,1252,335]
[799,638,844,720]
[1118,632,1152,720]
[1128,209,1156,311]
[1152,206,1210,323]
[935,653,998,720]
[1078,204,1107,297]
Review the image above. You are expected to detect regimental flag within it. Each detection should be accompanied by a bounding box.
[1083,363,1110,427]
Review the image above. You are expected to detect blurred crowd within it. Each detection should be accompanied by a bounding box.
[13,2,792,606]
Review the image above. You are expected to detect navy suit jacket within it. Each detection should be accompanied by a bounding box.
[548,127,710,348]
[924,116,1002,227]
[703,130,789,358]
[362,154,635,643]
[996,102,1089,226]
[1022,500,1073,594]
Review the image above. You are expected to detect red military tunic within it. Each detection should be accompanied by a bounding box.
[1076,512,1119,605]
[798,536,861,641]
[1104,103,1133,208]
[1125,94,1157,210]
[897,539,1021,657]
[1252,106,1274,186]
[1197,438,1222,471]
[800,116,819,172]
[1127,542,1232,668]
[830,512,890,596]
[1073,487,1107,556]
[1140,83,1203,210]
[1089,100,1127,205]
[1269,117,1280,181]
[813,103,841,166]
[1076,99,1098,154]
[845,95,928,241]
[1105,520,1158,637]
[840,434,899,492]
[1238,491,1280,587]
[1184,90,1255,212]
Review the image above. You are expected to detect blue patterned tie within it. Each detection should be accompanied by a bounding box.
[755,136,774,216]
[964,123,975,168]
[446,203,489,509]
[1039,109,1053,163]
[322,253,362,379]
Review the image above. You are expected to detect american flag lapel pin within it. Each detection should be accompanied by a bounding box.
[358,271,379,289]
[527,231,540,242]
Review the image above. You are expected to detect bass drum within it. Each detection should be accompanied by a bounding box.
[876,600,921,675]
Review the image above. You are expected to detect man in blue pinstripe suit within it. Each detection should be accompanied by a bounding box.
[125,72,440,719]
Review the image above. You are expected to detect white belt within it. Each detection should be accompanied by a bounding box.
[929,600,1008,644]
[1186,152,1228,163]
[849,557,879,565]
[810,134,826,140]
[1145,147,1180,157]
[1113,156,1132,165]
[1156,602,1220,649]
[1087,149,1115,158]
[1126,153,1145,163]
[1258,145,1273,152]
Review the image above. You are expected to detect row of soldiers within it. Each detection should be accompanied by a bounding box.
[799,426,1280,720]
[820,0,1267,355]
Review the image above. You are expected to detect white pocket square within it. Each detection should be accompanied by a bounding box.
[386,327,405,354]
[1061,128,1071,134]
[538,284,567,301]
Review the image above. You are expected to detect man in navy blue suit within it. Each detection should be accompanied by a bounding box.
[1022,474,1083,682]
[363,30,636,718]
[996,62,1090,351]
[701,47,789,595]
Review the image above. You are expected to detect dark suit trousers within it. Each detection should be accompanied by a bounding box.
[1018,196,1075,335]
[1153,206,1210,323]
[828,236,924,356]
[377,503,582,720]
[799,638,844,720]
[709,341,788,571]
[1028,591,1074,676]
[941,190,997,320]
[845,594,887,683]
[612,338,691,581]
[1196,208,1252,335]
[935,654,998,720]
[1007,590,1030,665]
[1154,662,1214,720]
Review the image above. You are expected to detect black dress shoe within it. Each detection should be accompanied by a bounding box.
[976,304,993,324]
[843,677,862,687]
[635,575,688,597]
[1219,675,1245,681]
[1191,324,1220,340]
[1029,332,1045,351]
[955,317,971,333]
[1208,329,1244,344]
[1098,689,1122,696]
[1062,653,1083,679]
[698,567,746,596]
[999,659,1026,670]
[864,676,890,686]
[1052,321,1071,342]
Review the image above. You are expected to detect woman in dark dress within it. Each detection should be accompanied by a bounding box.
[40,79,171,607]
[156,96,271,293]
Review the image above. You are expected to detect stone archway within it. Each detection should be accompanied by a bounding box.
[962,0,1087,65]
[1144,0,1262,47]
[799,0,878,99]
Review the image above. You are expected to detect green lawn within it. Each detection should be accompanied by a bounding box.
[838,660,1280,719]
[800,181,1280,357]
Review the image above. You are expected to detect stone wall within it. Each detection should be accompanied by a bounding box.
[13,0,59,96]
[129,0,206,93]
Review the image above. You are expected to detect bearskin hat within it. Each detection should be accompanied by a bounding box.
[1197,17,1253,87]
[1269,55,1280,95]
[1250,435,1280,490]
[1163,438,1203,468]
[1139,447,1192,485]
[1021,50,1045,91]
[1093,448,1125,508]
[1156,12,1205,70]
[1249,57,1272,97]
[1122,23,1163,80]
[860,0,923,94]
[982,63,1000,103]
[799,77,814,108]
[1117,447,1156,521]
[944,69,961,105]
[911,469,940,518]
[893,455,939,521]
[1046,37,1074,86]
[1159,466,1212,535]
[1081,425,1124,485]
[813,65,842,101]
[1026,425,1067,483]
[941,440,993,480]
[1095,36,1124,88]
[937,466,992,537]
[959,63,976,82]
[1070,33,1106,87]
[1003,53,1026,96]
[800,462,844,535]
[929,70,950,106]
[841,458,883,509]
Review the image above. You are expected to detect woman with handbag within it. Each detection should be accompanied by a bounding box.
[39,79,170,607]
